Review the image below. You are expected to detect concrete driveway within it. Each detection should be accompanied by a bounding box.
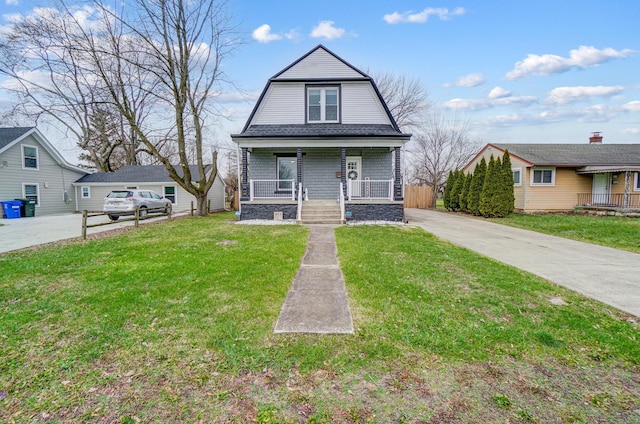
[405,208,640,318]
[0,212,178,254]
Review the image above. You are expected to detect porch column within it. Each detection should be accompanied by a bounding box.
[240,147,249,201]
[340,147,347,198]
[394,147,403,201]
[296,147,303,200]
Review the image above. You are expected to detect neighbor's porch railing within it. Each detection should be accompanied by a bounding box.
[296,182,303,221]
[339,182,345,222]
[577,193,640,208]
[347,179,393,201]
[249,179,296,201]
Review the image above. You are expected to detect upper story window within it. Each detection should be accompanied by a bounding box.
[531,167,555,186]
[22,145,38,169]
[307,86,339,123]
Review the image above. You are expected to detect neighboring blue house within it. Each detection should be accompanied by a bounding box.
[0,127,88,216]
[231,45,411,223]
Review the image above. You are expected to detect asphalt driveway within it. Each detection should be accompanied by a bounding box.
[0,212,177,254]
[405,208,640,318]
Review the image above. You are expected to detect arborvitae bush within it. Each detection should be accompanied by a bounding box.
[460,172,473,212]
[468,157,486,215]
[499,149,515,216]
[480,155,498,217]
[449,170,464,211]
[443,170,455,210]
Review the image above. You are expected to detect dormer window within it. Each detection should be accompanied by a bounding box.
[307,86,339,123]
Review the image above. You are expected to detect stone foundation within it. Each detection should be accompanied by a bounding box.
[345,203,404,222]
[240,203,297,220]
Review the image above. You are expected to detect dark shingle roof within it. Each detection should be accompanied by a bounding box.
[492,143,640,166]
[0,127,34,150]
[234,124,408,138]
[76,165,211,183]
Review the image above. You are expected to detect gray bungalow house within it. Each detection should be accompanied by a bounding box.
[0,127,88,216]
[232,45,410,223]
[73,165,226,213]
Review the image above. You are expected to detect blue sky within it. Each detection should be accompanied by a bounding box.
[1,0,639,161]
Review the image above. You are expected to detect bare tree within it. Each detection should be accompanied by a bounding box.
[369,71,430,131]
[407,110,480,208]
[1,0,238,215]
[0,6,147,170]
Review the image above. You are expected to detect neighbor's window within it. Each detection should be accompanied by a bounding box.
[23,183,39,206]
[164,186,177,203]
[22,145,38,169]
[307,87,339,123]
[634,173,640,192]
[81,186,90,198]
[531,168,555,185]
[512,168,522,186]
[277,156,296,190]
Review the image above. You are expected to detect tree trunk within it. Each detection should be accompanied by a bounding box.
[195,193,209,216]
[430,184,438,209]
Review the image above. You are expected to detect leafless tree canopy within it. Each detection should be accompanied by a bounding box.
[369,71,430,132]
[0,0,238,215]
[407,111,481,207]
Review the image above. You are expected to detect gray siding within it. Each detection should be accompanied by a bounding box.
[277,48,363,79]
[249,148,392,200]
[76,175,225,213]
[0,135,86,216]
[251,81,392,126]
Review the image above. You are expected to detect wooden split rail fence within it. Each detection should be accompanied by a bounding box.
[81,205,172,240]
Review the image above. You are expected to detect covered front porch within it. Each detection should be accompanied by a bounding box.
[238,146,404,222]
[575,168,640,212]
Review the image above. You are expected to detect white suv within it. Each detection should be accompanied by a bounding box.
[103,189,171,220]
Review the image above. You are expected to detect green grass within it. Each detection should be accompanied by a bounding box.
[493,213,640,253]
[1,214,639,422]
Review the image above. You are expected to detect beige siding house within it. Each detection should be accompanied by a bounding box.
[465,134,640,213]
[0,127,88,216]
[74,165,225,213]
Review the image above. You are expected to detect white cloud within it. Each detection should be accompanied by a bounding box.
[445,72,485,88]
[252,24,282,43]
[547,85,625,105]
[442,95,536,111]
[384,7,465,24]
[5,0,19,5]
[488,87,511,99]
[622,128,640,134]
[622,100,640,112]
[310,21,346,40]
[505,45,635,80]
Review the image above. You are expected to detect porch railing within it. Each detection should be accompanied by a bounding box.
[577,193,640,209]
[339,182,345,222]
[296,183,303,221]
[347,179,393,201]
[249,179,296,201]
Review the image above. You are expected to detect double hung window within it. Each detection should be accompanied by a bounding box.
[307,87,339,123]
[23,145,38,169]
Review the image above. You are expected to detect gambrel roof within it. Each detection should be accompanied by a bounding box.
[233,45,410,144]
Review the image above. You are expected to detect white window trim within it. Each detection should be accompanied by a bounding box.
[22,144,39,170]
[307,86,340,123]
[163,185,178,204]
[634,173,640,192]
[81,186,91,199]
[530,167,556,186]
[23,183,40,207]
[512,167,522,186]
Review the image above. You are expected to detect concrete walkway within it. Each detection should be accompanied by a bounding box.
[274,225,354,334]
[405,208,640,318]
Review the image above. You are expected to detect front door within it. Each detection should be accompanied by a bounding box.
[592,173,610,204]
[346,156,362,197]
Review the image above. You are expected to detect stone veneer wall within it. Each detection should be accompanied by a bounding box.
[240,203,297,220]
[345,203,404,222]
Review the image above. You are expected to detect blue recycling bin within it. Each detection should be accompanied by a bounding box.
[2,200,22,219]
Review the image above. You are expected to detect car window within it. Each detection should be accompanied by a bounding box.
[150,192,162,199]
[140,191,150,198]
[107,191,131,198]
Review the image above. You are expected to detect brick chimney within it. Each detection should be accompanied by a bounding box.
[589,132,603,144]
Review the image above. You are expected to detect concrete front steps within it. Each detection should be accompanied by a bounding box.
[299,199,343,224]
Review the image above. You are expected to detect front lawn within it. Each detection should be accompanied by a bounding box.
[1,214,638,422]
[494,213,640,254]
